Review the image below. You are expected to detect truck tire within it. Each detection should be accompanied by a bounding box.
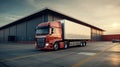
[84,41,87,46]
[64,41,69,49]
[54,42,59,50]
[83,41,86,47]
[80,41,86,47]
[80,42,83,47]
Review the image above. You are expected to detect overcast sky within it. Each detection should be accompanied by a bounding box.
[0,0,120,34]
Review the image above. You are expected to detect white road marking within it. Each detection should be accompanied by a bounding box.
[77,52,96,56]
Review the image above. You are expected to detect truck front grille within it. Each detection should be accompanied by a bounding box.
[37,38,46,48]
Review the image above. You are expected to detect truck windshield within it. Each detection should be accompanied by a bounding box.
[36,26,49,35]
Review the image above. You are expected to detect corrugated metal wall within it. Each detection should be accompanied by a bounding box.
[48,14,62,21]
[16,22,27,41]
[15,15,48,42]
[4,28,9,42]
[0,30,4,42]
[9,25,16,36]
[0,14,48,42]
[91,28,103,41]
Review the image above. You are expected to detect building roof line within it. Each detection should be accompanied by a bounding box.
[0,8,104,31]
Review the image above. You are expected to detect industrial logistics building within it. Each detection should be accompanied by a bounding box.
[0,8,104,43]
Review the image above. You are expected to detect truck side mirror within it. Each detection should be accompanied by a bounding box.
[50,28,54,35]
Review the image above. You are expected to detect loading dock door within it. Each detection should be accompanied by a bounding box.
[8,36,16,42]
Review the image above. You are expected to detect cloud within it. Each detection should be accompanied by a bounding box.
[0,15,23,27]
[5,16,21,21]
[1,14,23,21]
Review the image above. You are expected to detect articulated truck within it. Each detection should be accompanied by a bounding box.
[35,20,91,50]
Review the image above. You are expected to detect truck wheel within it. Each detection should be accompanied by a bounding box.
[80,42,86,47]
[54,42,59,50]
[80,42,83,47]
[82,41,87,47]
[64,41,69,49]
[84,42,87,46]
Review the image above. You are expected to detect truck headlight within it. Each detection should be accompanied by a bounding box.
[45,43,49,46]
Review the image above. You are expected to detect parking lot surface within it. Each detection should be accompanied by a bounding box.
[0,42,120,67]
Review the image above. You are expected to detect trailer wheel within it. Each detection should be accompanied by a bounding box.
[80,42,83,47]
[80,41,86,47]
[54,42,59,50]
[64,41,69,49]
[83,42,86,47]
[84,42,87,46]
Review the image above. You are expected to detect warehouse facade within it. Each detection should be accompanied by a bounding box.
[0,8,104,43]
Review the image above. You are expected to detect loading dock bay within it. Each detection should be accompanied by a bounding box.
[0,42,120,67]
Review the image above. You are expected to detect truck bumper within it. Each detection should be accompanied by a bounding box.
[36,46,54,50]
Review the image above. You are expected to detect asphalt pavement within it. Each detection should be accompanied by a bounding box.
[0,42,120,67]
